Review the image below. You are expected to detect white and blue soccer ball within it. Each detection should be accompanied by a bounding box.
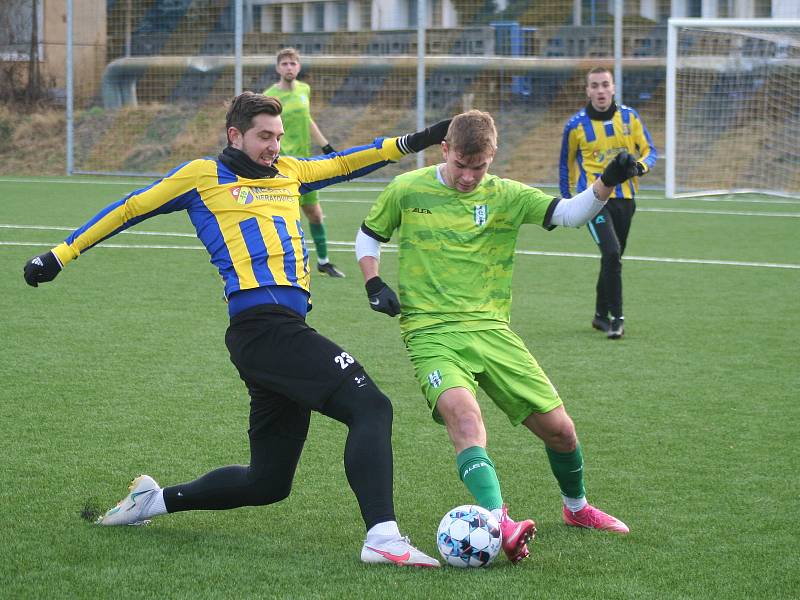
[436,504,502,568]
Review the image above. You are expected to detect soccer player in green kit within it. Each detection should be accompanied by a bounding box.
[355,110,635,564]
[265,47,344,277]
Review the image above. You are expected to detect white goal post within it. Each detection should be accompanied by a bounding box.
[666,18,800,198]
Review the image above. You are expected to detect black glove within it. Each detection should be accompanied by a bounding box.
[24,251,62,287]
[600,151,639,187]
[321,144,335,155]
[397,119,452,154]
[365,276,400,317]
[636,161,647,176]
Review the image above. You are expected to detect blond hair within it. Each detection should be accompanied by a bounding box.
[444,110,497,156]
[276,47,301,64]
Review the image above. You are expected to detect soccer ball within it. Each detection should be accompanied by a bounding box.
[436,504,502,568]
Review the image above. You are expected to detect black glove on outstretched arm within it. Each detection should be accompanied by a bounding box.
[24,250,62,287]
[365,276,400,317]
[321,144,335,155]
[600,151,639,188]
[396,119,452,154]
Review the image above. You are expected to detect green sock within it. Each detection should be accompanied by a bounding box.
[546,443,586,499]
[309,222,328,262]
[456,446,503,511]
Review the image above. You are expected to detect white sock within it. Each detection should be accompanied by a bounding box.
[563,495,588,513]
[317,257,330,265]
[142,489,168,519]
[366,520,401,542]
[491,508,503,522]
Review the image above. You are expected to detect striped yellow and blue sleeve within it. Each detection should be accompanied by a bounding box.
[278,136,405,195]
[631,109,658,174]
[52,160,204,266]
[559,116,582,198]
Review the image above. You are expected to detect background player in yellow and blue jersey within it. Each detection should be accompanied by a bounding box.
[23,91,451,567]
[264,47,345,278]
[356,110,637,564]
[560,67,657,339]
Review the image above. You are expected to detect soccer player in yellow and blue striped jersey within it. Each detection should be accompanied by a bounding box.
[560,67,657,339]
[23,92,450,567]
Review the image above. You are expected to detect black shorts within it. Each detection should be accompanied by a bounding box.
[225,303,364,413]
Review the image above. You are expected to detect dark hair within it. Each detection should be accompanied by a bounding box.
[225,92,282,141]
[587,67,614,84]
[445,110,497,156]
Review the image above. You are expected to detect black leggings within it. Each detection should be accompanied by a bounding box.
[587,197,636,319]
[162,371,396,531]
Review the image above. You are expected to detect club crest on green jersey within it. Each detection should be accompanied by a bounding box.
[474,204,487,226]
[428,370,443,388]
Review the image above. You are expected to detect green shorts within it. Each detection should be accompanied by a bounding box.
[299,189,319,206]
[405,327,562,426]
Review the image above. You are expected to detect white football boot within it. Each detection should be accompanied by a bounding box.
[96,475,161,526]
[361,535,440,567]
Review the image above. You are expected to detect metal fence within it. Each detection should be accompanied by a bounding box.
[14,0,676,183]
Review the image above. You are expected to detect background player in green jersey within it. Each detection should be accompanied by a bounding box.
[355,110,638,564]
[560,67,658,339]
[265,47,344,278]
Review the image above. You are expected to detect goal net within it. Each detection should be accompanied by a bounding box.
[666,18,800,198]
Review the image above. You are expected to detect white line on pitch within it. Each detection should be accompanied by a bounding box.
[1,199,798,242]
[4,239,798,270]
[636,207,800,217]
[0,224,197,237]
[3,177,799,206]
[2,240,204,251]
[513,249,800,269]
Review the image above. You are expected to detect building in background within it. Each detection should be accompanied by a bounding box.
[0,0,105,101]
[243,0,797,34]
[2,0,795,183]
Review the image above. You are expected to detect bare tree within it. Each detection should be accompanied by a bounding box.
[26,0,41,102]
[0,0,45,105]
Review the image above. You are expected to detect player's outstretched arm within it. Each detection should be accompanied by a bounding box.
[395,119,451,154]
[590,151,639,202]
[294,119,452,193]
[23,251,62,287]
[23,162,200,288]
[599,151,639,190]
[551,152,639,228]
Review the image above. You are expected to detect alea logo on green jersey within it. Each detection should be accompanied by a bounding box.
[474,204,487,226]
